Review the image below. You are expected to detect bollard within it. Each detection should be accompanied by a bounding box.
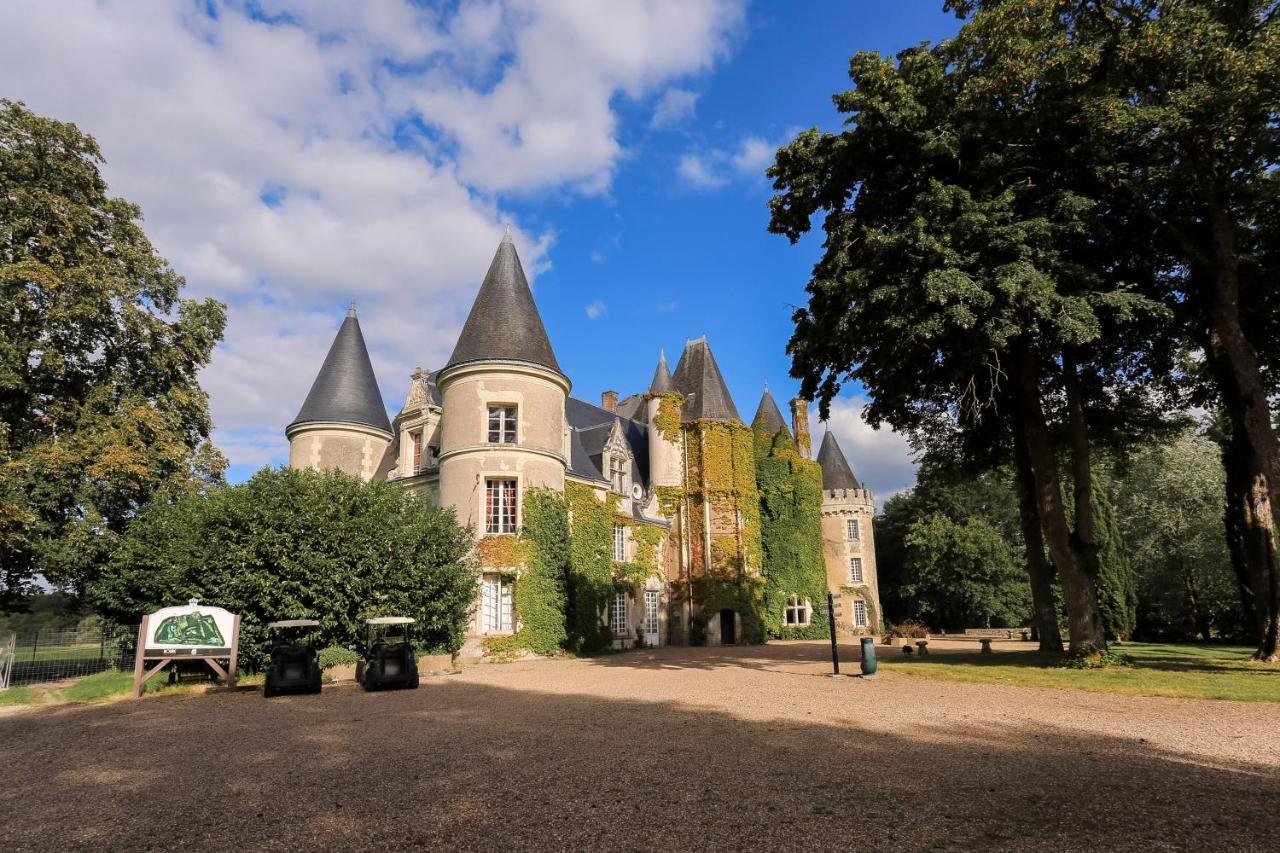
[860,636,877,677]
[826,591,840,676]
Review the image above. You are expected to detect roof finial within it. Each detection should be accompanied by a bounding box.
[503,223,512,242]
[347,298,357,318]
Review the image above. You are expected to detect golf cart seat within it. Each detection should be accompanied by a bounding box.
[264,619,322,697]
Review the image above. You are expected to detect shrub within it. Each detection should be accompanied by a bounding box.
[89,467,478,670]
[1061,644,1132,669]
[317,646,359,669]
[887,621,929,639]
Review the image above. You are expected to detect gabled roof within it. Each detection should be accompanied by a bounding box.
[565,396,650,489]
[289,306,391,434]
[671,337,740,422]
[752,388,790,438]
[444,232,562,375]
[649,349,674,393]
[816,429,861,490]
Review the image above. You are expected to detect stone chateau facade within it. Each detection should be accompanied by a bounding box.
[285,233,880,648]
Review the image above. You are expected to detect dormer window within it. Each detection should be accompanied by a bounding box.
[411,430,423,473]
[488,405,517,444]
[610,455,626,494]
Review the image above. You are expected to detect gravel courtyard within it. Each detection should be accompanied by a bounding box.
[3,642,1276,852]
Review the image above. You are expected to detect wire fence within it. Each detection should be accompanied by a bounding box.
[0,632,14,690]
[4,625,138,687]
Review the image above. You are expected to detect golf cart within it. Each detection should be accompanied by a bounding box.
[263,619,323,697]
[359,616,419,691]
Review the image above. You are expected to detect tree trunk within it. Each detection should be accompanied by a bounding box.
[1061,349,1099,573]
[1012,422,1064,652]
[1184,571,1211,643]
[1203,199,1280,661]
[1011,341,1108,651]
[1220,419,1259,636]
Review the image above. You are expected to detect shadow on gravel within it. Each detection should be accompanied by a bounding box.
[2,671,1276,852]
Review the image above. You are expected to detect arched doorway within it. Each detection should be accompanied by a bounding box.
[719,609,736,645]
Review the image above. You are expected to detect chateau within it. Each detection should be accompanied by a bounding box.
[285,233,880,650]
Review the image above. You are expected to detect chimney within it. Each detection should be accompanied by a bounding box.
[790,397,811,458]
[601,390,619,412]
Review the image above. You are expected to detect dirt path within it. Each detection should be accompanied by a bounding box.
[2,642,1275,851]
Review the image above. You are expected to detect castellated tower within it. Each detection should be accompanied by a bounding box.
[815,429,881,636]
[286,304,392,481]
[644,349,682,490]
[435,231,569,536]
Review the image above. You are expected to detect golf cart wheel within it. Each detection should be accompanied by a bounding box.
[408,674,419,689]
[264,681,276,699]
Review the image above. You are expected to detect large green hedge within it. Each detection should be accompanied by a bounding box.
[89,467,477,668]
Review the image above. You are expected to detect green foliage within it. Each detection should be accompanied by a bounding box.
[696,577,766,645]
[754,425,829,640]
[878,470,1033,631]
[317,646,359,669]
[649,392,683,441]
[0,100,228,602]
[88,467,477,669]
[0,591,88,635]
[564,482,614,654]
[1061,644,1133,671]
[1092,470,1137,641]
[512,488,570,656]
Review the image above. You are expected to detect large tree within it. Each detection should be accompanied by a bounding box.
[0,100,226,603]
[768,33,1171,650]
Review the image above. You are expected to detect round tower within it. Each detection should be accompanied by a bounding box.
[815,428,881,636]
[435,232,569,536]
[285,303,392,481]
[645,349,683,491]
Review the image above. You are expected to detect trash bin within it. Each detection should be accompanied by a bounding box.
[860,636,877,677]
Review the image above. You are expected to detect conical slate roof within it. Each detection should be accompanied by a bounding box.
[649,349,674,393]
[816,429,861,489]
[289,306,391,434]
[752,388,790,438]
[671,337,740,422]
[444,232,562,375]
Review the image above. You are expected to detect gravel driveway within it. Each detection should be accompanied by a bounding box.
[2,641,1276,852]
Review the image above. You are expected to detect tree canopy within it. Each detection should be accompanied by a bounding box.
[0,100,226,604]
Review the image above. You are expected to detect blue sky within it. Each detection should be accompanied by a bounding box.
[0,1,962,501]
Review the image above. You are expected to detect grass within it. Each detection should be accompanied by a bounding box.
[0,685,38,706]
[1,666,262,709]
[880,641,1280,702]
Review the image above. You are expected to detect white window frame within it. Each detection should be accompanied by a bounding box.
[643,590,659,636]
[847,518,860,540]
[487,405,518,444]
[853,600,868,628]
[610,592,629,636]
[612,523,626,562]
[849,557,863,584]
[784,596,811,627]
[482,575,514,634]
[485,478,518,535]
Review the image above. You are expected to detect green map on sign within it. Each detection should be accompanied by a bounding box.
[155,612,225,646]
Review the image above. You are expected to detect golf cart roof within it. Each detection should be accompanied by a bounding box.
[267,619,321,628]
[366,616,415,625]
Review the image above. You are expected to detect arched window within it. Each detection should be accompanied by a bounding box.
[784,596,811,627]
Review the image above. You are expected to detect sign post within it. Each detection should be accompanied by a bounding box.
[827,591,841,677]
[132,599,241,698]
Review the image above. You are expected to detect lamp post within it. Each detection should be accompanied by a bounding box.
[827,591,840,676]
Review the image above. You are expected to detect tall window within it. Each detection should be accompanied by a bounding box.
[485,478,517,534]
[847,518,860,540]
[643,590,659,637]
[853,600,868,628]
[610,454,626,494]
[482,575,513,633]
[610,592,628,636]
[784,596,811,627]
[612,523,626,562]
[849,557,863,584]
[411,430,423,473]
[487,405,517,444]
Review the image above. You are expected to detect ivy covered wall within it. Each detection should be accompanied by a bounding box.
[753,425,831,640]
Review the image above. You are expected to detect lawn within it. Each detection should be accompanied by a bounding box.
[0,667,263,707]
[880,641,1280,701]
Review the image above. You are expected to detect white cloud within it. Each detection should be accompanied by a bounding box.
[730,135,775,175]
[0,0,743,471]
[650,87,699,129]
[584,299,607,320]
[677,152,728,189]
[813,397,918,509]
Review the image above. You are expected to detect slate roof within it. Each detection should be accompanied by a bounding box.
[444,233,563,375]
[289,307,391,434]
[752,388,790,438]
[671,337,740,422]
[564,396,650,489]
[816,429,861,490]
[649,349,674,393]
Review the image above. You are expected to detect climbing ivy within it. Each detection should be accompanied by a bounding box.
[695,577,767,644]
[565,481,616,654]
[840,584,880,635]
[510,488,570,655]
[754,426,831,640]
[647,392,684,441]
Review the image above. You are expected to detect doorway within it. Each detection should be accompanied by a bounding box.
[719,609,736,645]
[643,590,660,647]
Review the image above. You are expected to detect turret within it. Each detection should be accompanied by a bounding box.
[435,231,569,535]
[815,427,880,636]
[645,349,682,490]
[751,387,790,456]
[285,303,392,481]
